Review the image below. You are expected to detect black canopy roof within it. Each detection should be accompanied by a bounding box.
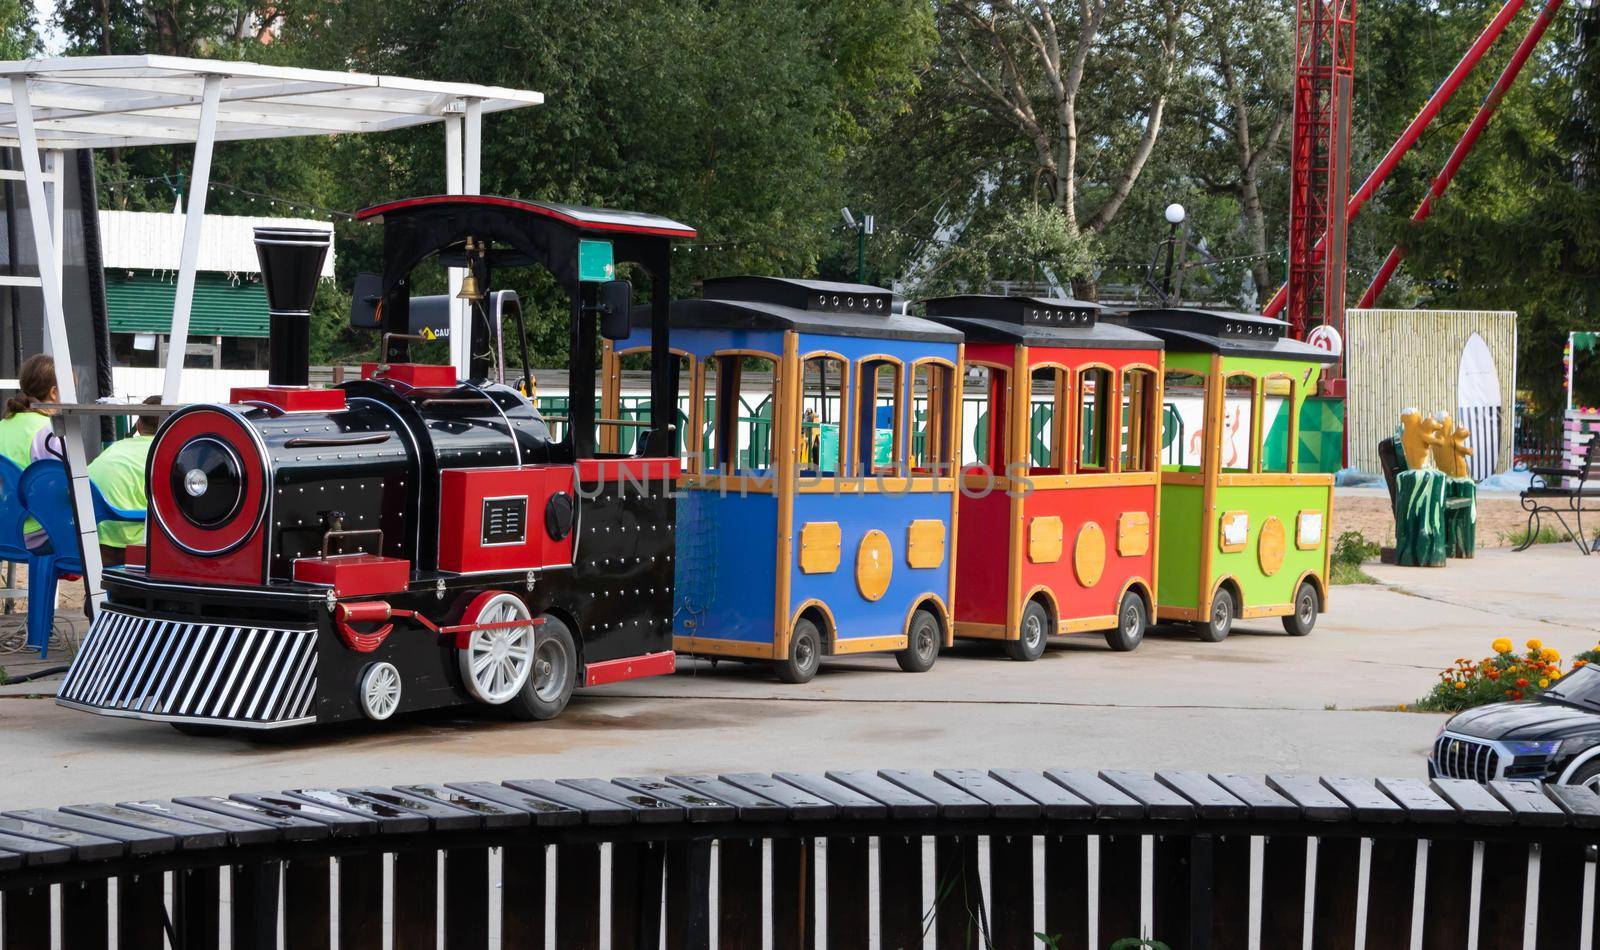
[1114,308,1337,363]
[632,276,963,344]
[919,295,1162,349]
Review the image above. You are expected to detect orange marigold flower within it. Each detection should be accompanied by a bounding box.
[1528,639,1544,651]
[1492,637,1514,654]
[1487,671,1501,680]
[1516,678,1530,688]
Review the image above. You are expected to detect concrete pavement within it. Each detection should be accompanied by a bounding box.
[0,545,1591,807]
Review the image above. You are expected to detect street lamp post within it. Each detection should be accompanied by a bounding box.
[1161,202,1187,305]
[843,207,875,283]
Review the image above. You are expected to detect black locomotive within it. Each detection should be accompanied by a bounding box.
[58,196,695,731]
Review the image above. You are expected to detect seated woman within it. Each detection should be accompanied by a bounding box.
[0,354,64,550]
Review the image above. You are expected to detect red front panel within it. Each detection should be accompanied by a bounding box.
[953,488,1013,626]
[293,554,411,598]
[437,466,576,573]
[360,363,457,389]
[1019,483,1157,621]
[230,386,347,413]
[147,409,268,586]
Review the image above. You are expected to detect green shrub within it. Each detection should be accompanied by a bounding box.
[1330,530,1380,585]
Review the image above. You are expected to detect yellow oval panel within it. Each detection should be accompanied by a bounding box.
[1073,522,1107,588]
[1258,516,1286,576]
[856,529,893,601]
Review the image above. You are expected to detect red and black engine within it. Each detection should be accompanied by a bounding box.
[58,196,695,731]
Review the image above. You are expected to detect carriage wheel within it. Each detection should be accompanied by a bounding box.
[457,592,536,706]
[504,614,577,721]
[1004,601,1050,662]
[1282,582,1319,637]
[895,608,941,673]
[1105,591,1148,653]
[1195,587,1236,643]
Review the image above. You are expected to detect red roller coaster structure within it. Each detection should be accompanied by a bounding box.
[1284,0,1356,355]
[1269,0,1551,365]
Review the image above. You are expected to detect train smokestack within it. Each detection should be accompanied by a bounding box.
[255,227,332,387]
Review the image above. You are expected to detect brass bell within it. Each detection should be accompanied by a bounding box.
[456,237,486,301]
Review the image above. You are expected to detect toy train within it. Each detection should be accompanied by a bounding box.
[58,193,1335,733]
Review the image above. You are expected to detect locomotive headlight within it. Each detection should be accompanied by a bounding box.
[169,438,245,528]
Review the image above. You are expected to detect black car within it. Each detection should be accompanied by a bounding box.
[1429,662,1600,788]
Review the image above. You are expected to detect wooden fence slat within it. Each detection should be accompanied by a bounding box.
[444,847,491,950]
[826,771,939,819]
[500,844,547,948]
[934,835,982,950]
[117,870,167,950]
[1209,834,1252,950]
[1420,839,1474,950]
[1476,841,1528,949]
[612,840,665,948]
[1153,831,1208,948]
[1536,840,1590,950]
[988,831,1035,949]
[989,769,1092,818]
[667,775,788,821]
[1044,835,1089,948]
[825,835,870,949]
[338,850,384,950]
[877,833,923,948]
[935,769,1041,819]
[284,856,332,950]
[665,837,713,950]
[229,861,280,950]
[2,884,51,948]
[393,784,529,830]
[1310,836,1361,950]
[393,849,438,950]
[771,837,816,950]
[1260,835,1310,947]
[1364,836,1418,950]
[556,841,603,949]
[1099,832,1142,948]
[719,837,764,949]
[178,865,221,950]
[61,877,110,950]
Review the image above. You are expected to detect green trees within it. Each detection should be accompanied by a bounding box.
[34,0,1595,383]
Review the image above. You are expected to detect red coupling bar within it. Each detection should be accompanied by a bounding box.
[333,600,544,652]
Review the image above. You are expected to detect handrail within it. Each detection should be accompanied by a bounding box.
[0,767,1594,947]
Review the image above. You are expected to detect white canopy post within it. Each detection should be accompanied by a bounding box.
[461,99,482,380]
[8,75,104,606]
[159,74,221,402]
[445,111,466,376]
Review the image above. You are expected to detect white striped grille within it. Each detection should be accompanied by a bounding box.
[58,608,318,726]
[1432,733,1501,782]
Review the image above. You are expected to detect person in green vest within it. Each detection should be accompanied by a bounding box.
[0,353,64,550]
[87,396,159,567]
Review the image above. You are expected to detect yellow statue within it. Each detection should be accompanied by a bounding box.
[1399,408,1446,471]
[1431,413,1474,478]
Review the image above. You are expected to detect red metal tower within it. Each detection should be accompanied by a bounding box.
[1286,0,1356,360]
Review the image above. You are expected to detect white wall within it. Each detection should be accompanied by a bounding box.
[110,366,267,405]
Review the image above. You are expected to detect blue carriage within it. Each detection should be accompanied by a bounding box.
[610,277,962,682]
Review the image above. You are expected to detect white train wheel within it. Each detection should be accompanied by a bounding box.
[457,592,535,705]
[359,662,402,720]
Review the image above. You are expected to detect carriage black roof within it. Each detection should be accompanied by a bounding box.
[632,276,963,344]
[1113,308,1337,363]
[919,295,1163,349]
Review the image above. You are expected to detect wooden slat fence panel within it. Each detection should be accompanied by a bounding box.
[0,768,1596,949]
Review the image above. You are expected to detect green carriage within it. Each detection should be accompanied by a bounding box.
[1121,309,1338,641]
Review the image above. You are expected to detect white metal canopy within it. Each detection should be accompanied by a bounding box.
[0,55,543,617]
[0,55,544,148]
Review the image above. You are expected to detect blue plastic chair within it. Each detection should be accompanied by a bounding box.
[0,457,31,565]
[18,460,144,657]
